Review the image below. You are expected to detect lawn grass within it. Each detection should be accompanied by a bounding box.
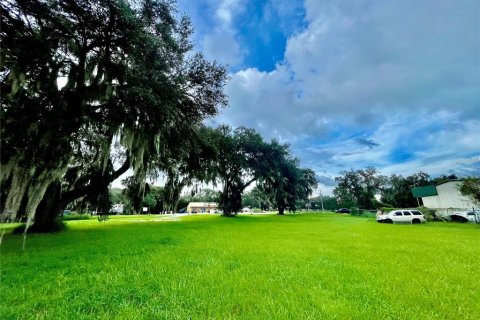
[1,213,479,319]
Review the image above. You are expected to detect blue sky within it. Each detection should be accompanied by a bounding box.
[177,0,480,194]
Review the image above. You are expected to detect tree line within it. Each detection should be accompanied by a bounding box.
[0,0,317,232]
[72,125,318,217]
[332,167,479,209]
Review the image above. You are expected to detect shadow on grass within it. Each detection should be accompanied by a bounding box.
[12,219,67,234]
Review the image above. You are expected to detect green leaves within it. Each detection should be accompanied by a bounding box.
[203,126,317,215]
[459,178,480,205]
[1,0,226,227]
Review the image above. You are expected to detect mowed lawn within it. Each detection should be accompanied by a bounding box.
[1,213,479,319]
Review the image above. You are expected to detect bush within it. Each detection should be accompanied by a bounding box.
[350,208,376,218]
[417,206,438,221]
[97,214,109,222]
[62,214,91,221]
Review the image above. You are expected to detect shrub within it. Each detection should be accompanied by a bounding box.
[97,214,109,222]
[62,214,91,221]
[350,208,376,218]
[417,206,437,221]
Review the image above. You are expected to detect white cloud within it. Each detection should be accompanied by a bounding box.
[202,32,245,66]
[177,0,479,195]
[199,0,246,66]
[216,0,479,189]
[215,0,243,26]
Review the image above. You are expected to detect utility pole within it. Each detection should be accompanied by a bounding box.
[319,187,325,212]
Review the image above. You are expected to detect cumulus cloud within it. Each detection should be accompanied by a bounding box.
[215,0,479,190]
[200,0,247,67]
[202,32,245,66]
[316,175,337,187]
[261,0,305,34]
[176,0,479,194]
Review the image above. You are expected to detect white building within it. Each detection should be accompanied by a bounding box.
[186,202,218,213]
[111,204,124,214]
[412,181,476,215]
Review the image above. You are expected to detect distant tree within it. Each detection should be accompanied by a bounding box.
[160,127,218,213]
[255,141,291,215]
[257,141,318,215]
[176,197,190,212]
[431,173,458,185]
[107,187,135,214]
[122,177,150,214]
[310,195,338,211]
[195,189,221,203]
[149,186,165,214]
[241,192,257,209]
[333,167,387,209]
[109,188,125,205]
[251,185,273,210]
[206,126,266,216]
[291,168,318,211]
[381,172,430,208]
[142,193,157,214]
[242,186,272,211]
[458,178,480,205]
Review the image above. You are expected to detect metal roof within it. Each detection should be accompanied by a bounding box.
[411,185,438,198]
[187,202,218,208]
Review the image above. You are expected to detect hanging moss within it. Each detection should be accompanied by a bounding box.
[1,0,227,229]
[0,151,69,231]
[1,159,31,222]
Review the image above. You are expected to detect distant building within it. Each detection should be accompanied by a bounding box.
[411,181,476,215]
[187,202,218,213]
[112,204,124,214]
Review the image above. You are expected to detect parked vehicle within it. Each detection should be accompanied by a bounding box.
[449,210,479,223]
[377,210,426,224]
[335,208,351,213]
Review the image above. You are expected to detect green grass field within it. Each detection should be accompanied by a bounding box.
[1,213,479,319]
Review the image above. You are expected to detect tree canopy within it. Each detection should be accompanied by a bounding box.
[203,125,265,216]
[459,178,480,205]
[0,0,226,230]
[333,167,387,209]
[331,168,476,209]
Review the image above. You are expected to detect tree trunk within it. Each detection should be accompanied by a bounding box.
[29,181,65,232]
[278,206,285,215]
[221,181,233,217]
[25,158,130,232]
[173,199,179,214]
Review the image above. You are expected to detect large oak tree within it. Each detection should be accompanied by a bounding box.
[1,0,226,231]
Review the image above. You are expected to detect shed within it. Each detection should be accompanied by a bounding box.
[412,181,476,215]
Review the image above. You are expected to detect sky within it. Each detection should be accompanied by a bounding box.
[173,0,480,195]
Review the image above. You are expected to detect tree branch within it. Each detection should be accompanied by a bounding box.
[241,177,257,192]
[61,156,130,204]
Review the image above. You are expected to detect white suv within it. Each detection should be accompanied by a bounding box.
[377,210,426,224]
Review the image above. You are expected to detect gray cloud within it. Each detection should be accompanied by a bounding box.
[204,0,480,192]
[355,138,380,149]
[316,175,337,187]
